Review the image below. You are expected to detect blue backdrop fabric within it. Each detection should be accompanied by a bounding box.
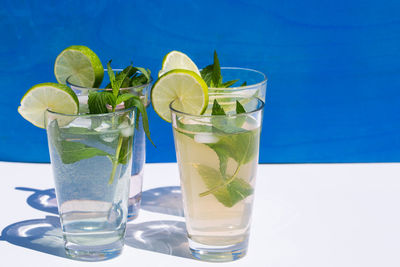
[1,0,399,163]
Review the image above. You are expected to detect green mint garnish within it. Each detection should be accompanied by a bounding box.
[58,139,112,164]
[105,64,151,89]
[221,79,239,88]
[200,51,245,88]
[53,60,154,185]
[88,91,115,114]
[193,164,253,208]
[177,99,257,207]
[211,99,226,115]
[236,100,246,114]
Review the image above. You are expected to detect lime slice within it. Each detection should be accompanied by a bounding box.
[18,83,79,128]
[159,51,201,78]
[54,45,104,87]
[151,69,208,122]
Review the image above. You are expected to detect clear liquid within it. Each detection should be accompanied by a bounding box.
[173,119,260,246]
[47,120,132,254]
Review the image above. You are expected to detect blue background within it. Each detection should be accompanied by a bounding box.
[1,0,399,163]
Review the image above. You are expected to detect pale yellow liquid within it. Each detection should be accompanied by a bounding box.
[173,123,260,246]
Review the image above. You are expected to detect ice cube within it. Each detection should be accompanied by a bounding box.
[194,133,219,144]
[118,121,134,137]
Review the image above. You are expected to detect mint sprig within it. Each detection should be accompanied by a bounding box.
[105,64,151,89]
[200,51,244,88]
[52,60,154,185]
[177,99,257,207]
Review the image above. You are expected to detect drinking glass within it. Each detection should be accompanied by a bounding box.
[170,95,264,262]
[45,107,135,261]
[208,67,267,102]
[67,69,151,221]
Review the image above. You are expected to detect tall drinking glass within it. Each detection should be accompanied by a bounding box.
[208,67,267,102]
[67,70,151,221]
[170,96,264,262]
[45,107,135,261]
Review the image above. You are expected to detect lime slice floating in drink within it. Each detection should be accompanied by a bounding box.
[18,83,79,128]
[54,45,104,87]
[151,69,208,122]
[158,51,201,78]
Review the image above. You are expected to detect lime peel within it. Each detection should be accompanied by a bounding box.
[151,69,208,123]
[18,82,79,128]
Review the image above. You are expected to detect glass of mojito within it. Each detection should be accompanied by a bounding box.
[67,69,152,221]
[170,95,264,262]
[45,107,135,260]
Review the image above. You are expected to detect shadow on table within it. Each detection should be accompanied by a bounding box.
[125,220,191,259]
[0,215,67,258]
[0,186,189,260]
[0,215,190,260]
[141,186,184,217]
[15,187,58,215]
[15,186,184,217]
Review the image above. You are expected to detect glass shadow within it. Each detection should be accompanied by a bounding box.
[140,186,184,217]
[2,187,189,260]
[15,187,58,214]
[125,220,191,259]
[0,215,66,258]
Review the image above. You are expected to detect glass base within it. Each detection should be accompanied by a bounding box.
[127,192,141,221]
[128,171,143,221]
[64,240,123,261]
[188,237,248,262]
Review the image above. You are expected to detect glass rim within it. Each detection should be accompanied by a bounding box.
[66,68,153,90]
[169,96,264,118]
[206,67,267,91]
[45,106,135,118]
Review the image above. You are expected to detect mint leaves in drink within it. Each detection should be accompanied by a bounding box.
[194,164,253,208]
[200,51,241,88]
[182,99,258,208]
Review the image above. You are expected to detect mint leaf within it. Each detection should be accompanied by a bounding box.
[221,79,239,88]
[124,94,155,146]
[211,99,225,115]
[194,164,253,208]
[200,51,247,88]
[118,136,132,164]
[116,93,136,105]
[135,67,151,81]
[226,130,258,165]
[59,140,111,164]
[200,51,222,87]
[200,64,214,86]
[107,60,116,91]
[130,74,148,87]
[88,91,116,114]
[211,50,222,87]
[236,100,246,114]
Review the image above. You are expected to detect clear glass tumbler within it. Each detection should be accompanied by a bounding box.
[208,67,267,102]
[45,107,135,261]
[67,70,151,221]
[170,96,264,262]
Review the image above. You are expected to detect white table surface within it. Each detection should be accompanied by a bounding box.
[0,161,399,267]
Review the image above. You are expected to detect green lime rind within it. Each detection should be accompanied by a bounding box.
[151,69,208,123]
[159,50,201,78]
[18,82,79,129]
[54,45,104,88]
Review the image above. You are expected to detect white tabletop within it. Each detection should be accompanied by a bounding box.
[0,162,399,267]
